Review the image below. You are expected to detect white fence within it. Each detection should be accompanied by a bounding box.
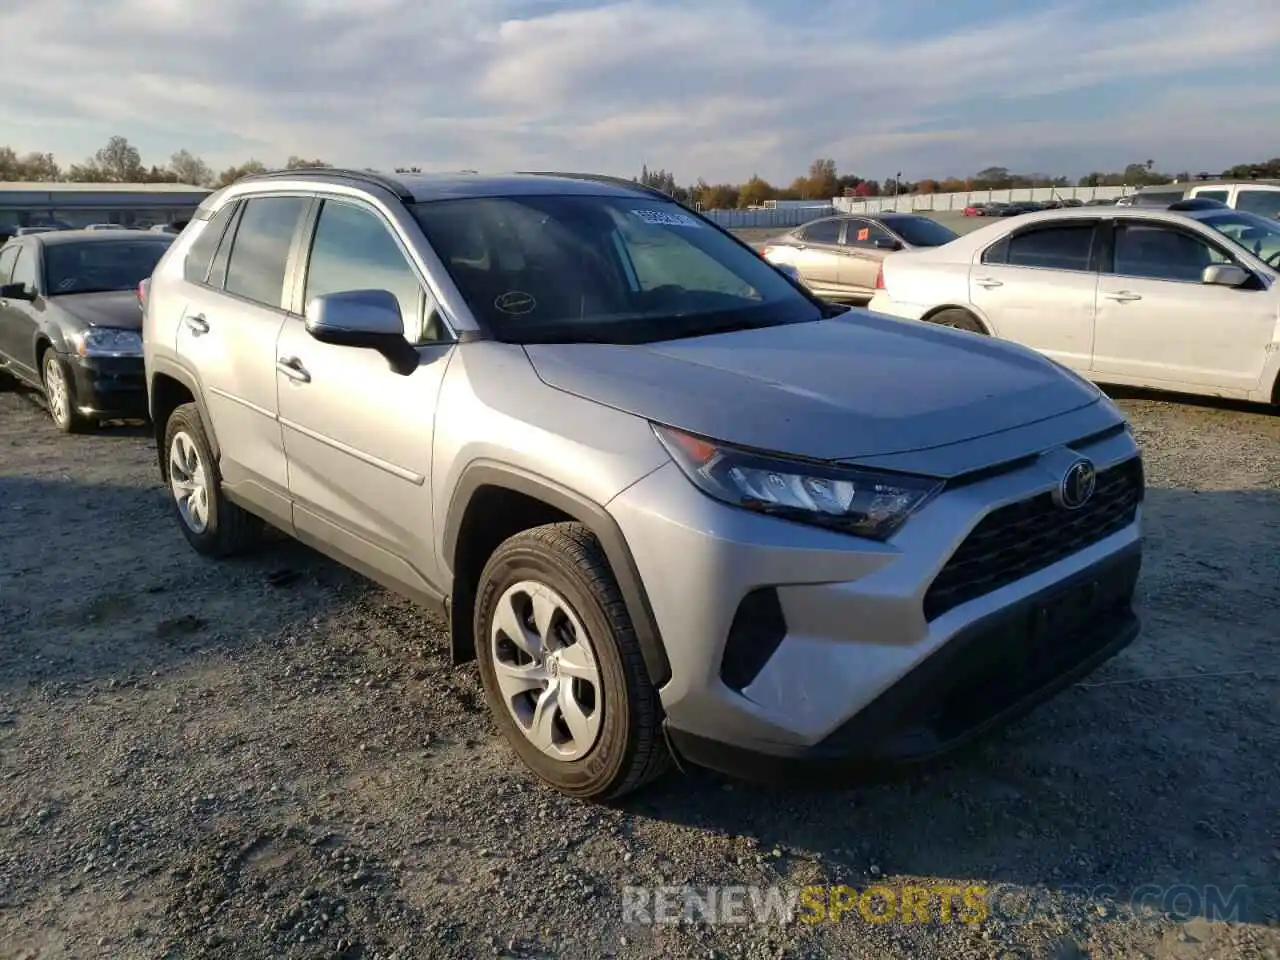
[834,184,1133,214]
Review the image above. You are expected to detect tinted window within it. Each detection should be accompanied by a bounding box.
[1195,190,1229,203]
[224,197,307,307]
[411,195,819,344]
[800,220,841,244]
[841,219,892,247]
[0,245,17,284]
[880,215,959,247]
[184,202,237,284]
[1236,190,1280,219]
[1133,189,1184,206]
[1113,224,1230,282]
[304,200,424,337]
[10,247,37,291]
[1003,224,1095,271]
[44,240,172,295]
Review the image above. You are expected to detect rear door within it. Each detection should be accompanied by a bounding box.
[785,218,843,290]
[1092,219,1274,392]
[966,218,1102,373]
[175,194,308,499]
[835,218,894,294]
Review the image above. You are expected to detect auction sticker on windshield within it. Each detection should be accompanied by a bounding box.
[631,209,703,228]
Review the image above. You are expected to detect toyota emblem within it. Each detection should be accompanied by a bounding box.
[1054,458,1097,510]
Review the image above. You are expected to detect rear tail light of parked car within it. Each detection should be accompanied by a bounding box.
[137,278,150,310]
[875,265,885,289]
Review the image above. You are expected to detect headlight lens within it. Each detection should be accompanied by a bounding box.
[72,327,143,357]
[652,424,943,541]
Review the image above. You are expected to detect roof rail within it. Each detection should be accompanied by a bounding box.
[235,167,414,201]
[516,171,673,201]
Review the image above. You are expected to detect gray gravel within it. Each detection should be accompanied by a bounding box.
[1,374,1278,960]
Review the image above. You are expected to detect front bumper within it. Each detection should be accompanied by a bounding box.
[606,417,1143,780]
[666,544,1140,786]
[65,352,148,420]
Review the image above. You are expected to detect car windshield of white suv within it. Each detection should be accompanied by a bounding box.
[43,240,172,295]
[411,195,823,343]
[1197,210,1280,266]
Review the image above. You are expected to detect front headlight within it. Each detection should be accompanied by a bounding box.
[652,424,943,541]
[71,327,143,358]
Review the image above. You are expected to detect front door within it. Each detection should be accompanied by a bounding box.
[275,196,454,599]
[1092,220,1275,392]
[0,243,28,374]
[966,219,1102,373]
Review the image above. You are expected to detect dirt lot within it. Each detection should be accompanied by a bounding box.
[1,373,1278,959]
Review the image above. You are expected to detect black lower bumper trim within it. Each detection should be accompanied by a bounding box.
[667,542,1142,788]
[67,353,148,420]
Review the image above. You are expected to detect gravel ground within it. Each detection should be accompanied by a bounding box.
[1,372,1278,959]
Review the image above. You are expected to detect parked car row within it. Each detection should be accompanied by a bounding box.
[1,169,1148,803]
[867,204,1280,406]
[963,199,1087,217]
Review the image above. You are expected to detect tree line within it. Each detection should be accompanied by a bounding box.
[2,135,1277,206]
[644,157,1280,209]
[0,135,332,188]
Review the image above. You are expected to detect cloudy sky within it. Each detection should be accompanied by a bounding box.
[3,0,1279,185]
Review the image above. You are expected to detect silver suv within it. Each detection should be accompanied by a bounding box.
[142,169,1145,800]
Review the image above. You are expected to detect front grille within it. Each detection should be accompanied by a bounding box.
[923,456,1143,621]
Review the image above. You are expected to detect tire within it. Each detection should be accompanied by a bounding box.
[41,348,97,434]
[474,522,671,801]
[161,402,263,557]
[929,308,987,335]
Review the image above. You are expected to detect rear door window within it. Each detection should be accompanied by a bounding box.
[799,220,841,245]
[1236,190,1280,219]
[223,197,308,308]
[985,224,1097,271]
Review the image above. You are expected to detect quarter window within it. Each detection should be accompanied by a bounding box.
[303,200,428,339]
[223,197,308,308]
[989,224,1096,271]
[800,220,841,244]
[1112,224,1230,282]
[184,202,237,284]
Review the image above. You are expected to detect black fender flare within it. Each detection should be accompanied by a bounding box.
[442,462,672,688]
[146,355,222,464]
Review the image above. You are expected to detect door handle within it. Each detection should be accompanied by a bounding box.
[974,277,1003,288]
[276,356,311,383]
[793,242,807,250]
[1105,291,1142,303]
[184,314,210,335]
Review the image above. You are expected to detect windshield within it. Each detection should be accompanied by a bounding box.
[43,240,171,295]
[410,195,822,343]
[880,215,959,247]
[1197,210,1280,267]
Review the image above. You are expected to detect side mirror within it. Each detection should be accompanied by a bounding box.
[304,289,418,375]
[0,282,35,301]
[1201,264,1250,288]
[873,238,903,251]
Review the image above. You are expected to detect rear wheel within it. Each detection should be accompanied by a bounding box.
[474,522,670,801]
[162,403,263,556]
[929,308,987,335]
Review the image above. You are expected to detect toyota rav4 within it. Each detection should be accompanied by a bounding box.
[141,169,1145,800]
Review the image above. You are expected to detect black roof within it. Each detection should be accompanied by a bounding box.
[23,229,174,247]
[233,167,665,204]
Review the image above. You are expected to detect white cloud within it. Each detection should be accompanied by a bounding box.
[0,0,1277,182]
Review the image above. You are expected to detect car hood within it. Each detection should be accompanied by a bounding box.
[50,291,142,330]
[524,311,1102,463]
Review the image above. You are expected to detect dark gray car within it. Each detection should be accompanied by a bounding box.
[0,229,173,432]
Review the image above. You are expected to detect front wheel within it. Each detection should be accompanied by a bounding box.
[42,350,96,434]
[474,522,671,801]
[161,403,263,557]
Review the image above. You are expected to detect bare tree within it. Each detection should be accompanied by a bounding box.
[284,156,331,170]
[215,160,268,188]
[93,136,144,181]
[168,149,213,187]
